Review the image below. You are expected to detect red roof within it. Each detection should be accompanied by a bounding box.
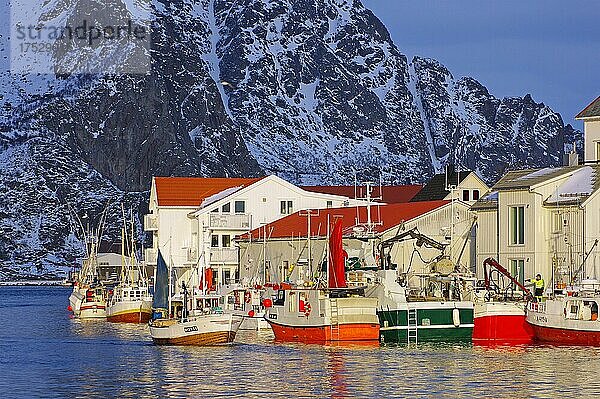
[301,185,423,203]
[154,177,263,207]
[239,200,449,240]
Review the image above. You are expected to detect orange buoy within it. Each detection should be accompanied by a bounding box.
[263,298,273,308]
[248,310,255,318]
[67,305,73,312]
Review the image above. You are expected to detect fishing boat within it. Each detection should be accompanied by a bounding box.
[264,220,380,343]
[359,227,474,344]
[106,221,152,323]
[361,269,474,344]
[68,210,109,319]
[69,283,107,319]
[526,287,600,346]
[149,250,243,345]
[472,258,535,345]
[526,238,600,345]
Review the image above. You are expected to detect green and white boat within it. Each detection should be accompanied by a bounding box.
[361,270,474,344]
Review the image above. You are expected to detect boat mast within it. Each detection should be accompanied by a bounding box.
[120,227,126,284]
[130,215,135,285]
[262,224,267,284]
[308,211,312,278]
[326,213,330,288]
[168,237,173,318]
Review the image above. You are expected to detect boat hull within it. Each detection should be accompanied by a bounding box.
[378,303,474,344]
[473,301,534,345]
[150,314,243,346]
[107,300,152,323]
[79,302,107,319]
[527,299,600,346]
[268,320,379,343]
[153,330,236,346]
[531,324,600,346]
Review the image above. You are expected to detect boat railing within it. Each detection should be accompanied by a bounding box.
[529,301,546,313]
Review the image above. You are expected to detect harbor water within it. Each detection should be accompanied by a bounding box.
[1,286,599,398]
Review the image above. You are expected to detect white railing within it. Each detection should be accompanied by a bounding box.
[210,248,238,264]
[145,248,157,264]
[144,214,158,231]
[209,214,251,230]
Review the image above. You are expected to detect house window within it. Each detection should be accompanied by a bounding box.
[280,200,294,214]
[552,212,562,233]
[223,269,231,285]
[596,142,600,161]
[462,190,470,201]
[510,206,525,245]
[326,200,333,208]
[510,259,525,288]
[211,208,219,213]
[221,202,230,213]
[472,190,480,201]
[222,235,231,247]
[234,200,245,214]
[211,235,219,247]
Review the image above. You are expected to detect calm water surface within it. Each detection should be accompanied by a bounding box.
[1,286,599,398]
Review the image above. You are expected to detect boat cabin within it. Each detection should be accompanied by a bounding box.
[564,298,600,321]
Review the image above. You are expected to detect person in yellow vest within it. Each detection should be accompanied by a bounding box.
[532,274,545,302]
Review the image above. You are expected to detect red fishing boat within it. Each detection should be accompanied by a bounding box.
[264,220,380,343]
[473,258,535,345]
[526,293,600,346]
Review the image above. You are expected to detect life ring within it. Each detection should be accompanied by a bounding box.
[304,302,311,317]
[244,292,251,303]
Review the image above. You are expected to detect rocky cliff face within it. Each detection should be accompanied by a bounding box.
[0,0,581,278]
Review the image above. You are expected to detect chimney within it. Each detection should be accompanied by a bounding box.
[563,142,579,166]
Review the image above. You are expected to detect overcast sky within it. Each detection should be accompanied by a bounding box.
[363,0,600,130]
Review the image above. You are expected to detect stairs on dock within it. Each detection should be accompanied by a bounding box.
[407,308,418,344]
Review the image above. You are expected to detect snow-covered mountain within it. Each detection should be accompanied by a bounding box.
[0,0,581,278]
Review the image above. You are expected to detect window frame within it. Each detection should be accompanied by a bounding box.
[462,190,470,202]
[221,234,231,248]
[509,205,525,245]
[280,200,294,215]
[234,200,246,214]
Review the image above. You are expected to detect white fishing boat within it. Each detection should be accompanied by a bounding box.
[149,250,243,345]
[526,284,600,346]
[68,210,109,319]
[106,220,152,323]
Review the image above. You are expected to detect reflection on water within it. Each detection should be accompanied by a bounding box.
[1,286,599,398]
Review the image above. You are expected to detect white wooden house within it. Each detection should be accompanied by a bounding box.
[576,95,600,163]
[472,96,600,289]
[144,175,362,290]
[411,165,490,205]
[472,165,600,288]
